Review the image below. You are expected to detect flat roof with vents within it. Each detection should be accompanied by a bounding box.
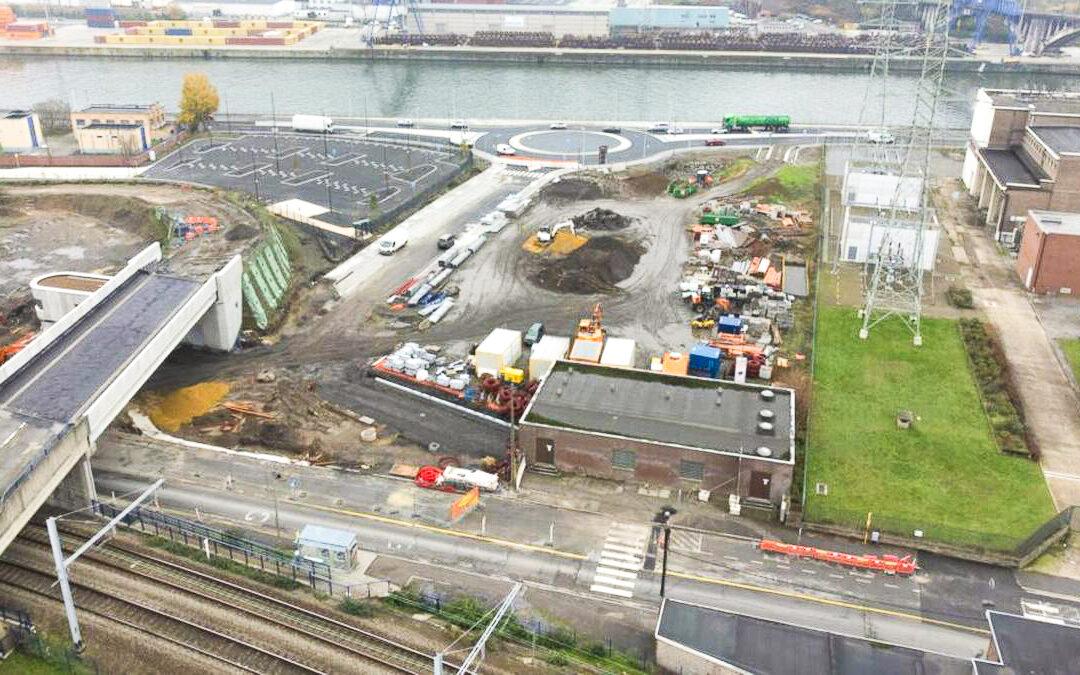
[1030,210,1080,236]
[521,360,795,463]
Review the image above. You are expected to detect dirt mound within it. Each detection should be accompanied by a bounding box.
[528,236,645,294]
[541,177,607,203]
[226,223,259,241]
[572,208,632,231]
[623,172,669,197]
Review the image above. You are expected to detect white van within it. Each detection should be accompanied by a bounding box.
[377,233,407,255]
[495,143,515,156]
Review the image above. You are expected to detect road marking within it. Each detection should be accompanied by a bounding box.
[598,550,641,563]
[723,555,740,562]
[595,566,637,579]
[598,557,641,572]
[801,569,816,575]
[829,574,845,579]
[855,579,872,585]
[593,575,635,589]
[602,542,643,555]
[750,560,764,565]
[884,583,900,589]
[285,501,983,633]
[590,584,633,599]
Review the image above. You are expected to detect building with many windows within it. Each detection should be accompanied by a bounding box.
[961,88,1080,244]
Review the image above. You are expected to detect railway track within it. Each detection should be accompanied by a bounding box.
[14,527,463,674]
[0,559,318,675]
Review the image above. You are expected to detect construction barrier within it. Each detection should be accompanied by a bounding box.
[759,539,918,576]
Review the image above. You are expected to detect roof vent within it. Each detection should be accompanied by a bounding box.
[757,421,775,435]
[555,388,563,397]
[760,389,775,401]
[759,409,775,421]
[756,446,773,457]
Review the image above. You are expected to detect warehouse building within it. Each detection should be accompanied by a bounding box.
[961,88,1080,244]
[0,109,45,153]
[518,361,795,506]
[609,5,730,33]
[71,103,170,155]
[839,168,940,270]
[421,4,608,38]
[655,600,1079,675]
[1015,210,1080,294]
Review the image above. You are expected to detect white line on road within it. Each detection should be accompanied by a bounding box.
[829,574,845,579]
[801,569,816,575]
[855,579,872,585]
[602,542,644,555]
[595,566,637,579]
[598,557,641,572]
[593,575,635,589]
[750,560,764,565]
[590,584,634,599]
[598,550,642,563]
[724,555,740,562]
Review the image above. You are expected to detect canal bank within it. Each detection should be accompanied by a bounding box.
[2,42,1080,75]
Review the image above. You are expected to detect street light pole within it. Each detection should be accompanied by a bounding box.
[657,506,677,598]
[271,91,281,173]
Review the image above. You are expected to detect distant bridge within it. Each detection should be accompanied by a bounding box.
[913,1,1080,54]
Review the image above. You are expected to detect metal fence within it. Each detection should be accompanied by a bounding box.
[804,502,1076,562]
[92,502,392,598]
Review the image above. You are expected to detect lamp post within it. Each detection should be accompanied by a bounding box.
[657,505,677,598]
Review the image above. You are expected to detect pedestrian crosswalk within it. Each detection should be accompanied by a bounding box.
[590,522,651,599]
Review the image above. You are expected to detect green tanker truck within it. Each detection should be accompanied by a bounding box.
[722,115,791,132]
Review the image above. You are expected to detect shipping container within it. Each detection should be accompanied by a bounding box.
[717,315,743,334]
[569,339,603,364]
[599,337,636,369]
[688,343,722,378]
[475,328,522,377]
[164,28,192,35]
[528,335,570,380]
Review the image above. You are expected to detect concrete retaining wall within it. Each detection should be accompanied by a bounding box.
[1,44,1078,75]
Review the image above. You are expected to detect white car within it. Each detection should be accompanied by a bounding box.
[867,129,896,144]
[667,126,686,135]
[396,119,415,128]
[495,143,516,156]
[549,121,568,130]
[377,235,407,255]
[449,120,469,130]
[710,127,729,134]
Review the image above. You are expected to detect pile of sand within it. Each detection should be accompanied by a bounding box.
[522,229,590,255]
[144,381,230,432]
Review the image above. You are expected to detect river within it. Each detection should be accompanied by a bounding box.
[2,55,1076,127]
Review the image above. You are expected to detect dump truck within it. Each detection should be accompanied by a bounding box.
[292,114,334,133]
[722,115,790,132]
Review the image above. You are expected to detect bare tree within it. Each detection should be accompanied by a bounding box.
[32,99,72,135]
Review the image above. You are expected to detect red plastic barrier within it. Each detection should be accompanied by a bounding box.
[759,539,918,576]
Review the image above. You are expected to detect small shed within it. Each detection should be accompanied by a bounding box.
[296,524,359,570]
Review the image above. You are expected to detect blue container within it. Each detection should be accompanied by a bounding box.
[165,28,192,36]
[688,343,722,378]
[717,315,743,335]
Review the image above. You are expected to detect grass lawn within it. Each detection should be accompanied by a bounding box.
[749,164,820,206]
[1058,338,1080,385]
[0,651,69,675]
[805,306,1055,550]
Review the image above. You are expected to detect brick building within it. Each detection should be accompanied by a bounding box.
[1015,210,1080,294]
[71,103,170,155]
[518,361,795,507]
[961,88,1080,244]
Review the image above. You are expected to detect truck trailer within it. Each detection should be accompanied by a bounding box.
[723,115,790,132]
[292,114,334,134]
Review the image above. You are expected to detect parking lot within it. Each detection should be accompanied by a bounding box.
[145,132,467,226]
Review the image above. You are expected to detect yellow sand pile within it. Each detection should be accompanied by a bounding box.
[522,230,589,255]
[145,381,230,432]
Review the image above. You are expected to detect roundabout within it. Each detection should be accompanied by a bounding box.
[507,130,633,157]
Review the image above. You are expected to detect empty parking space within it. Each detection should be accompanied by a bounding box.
[146,133,466,225]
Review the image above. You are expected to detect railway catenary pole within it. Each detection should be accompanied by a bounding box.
[49,478,165,650]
